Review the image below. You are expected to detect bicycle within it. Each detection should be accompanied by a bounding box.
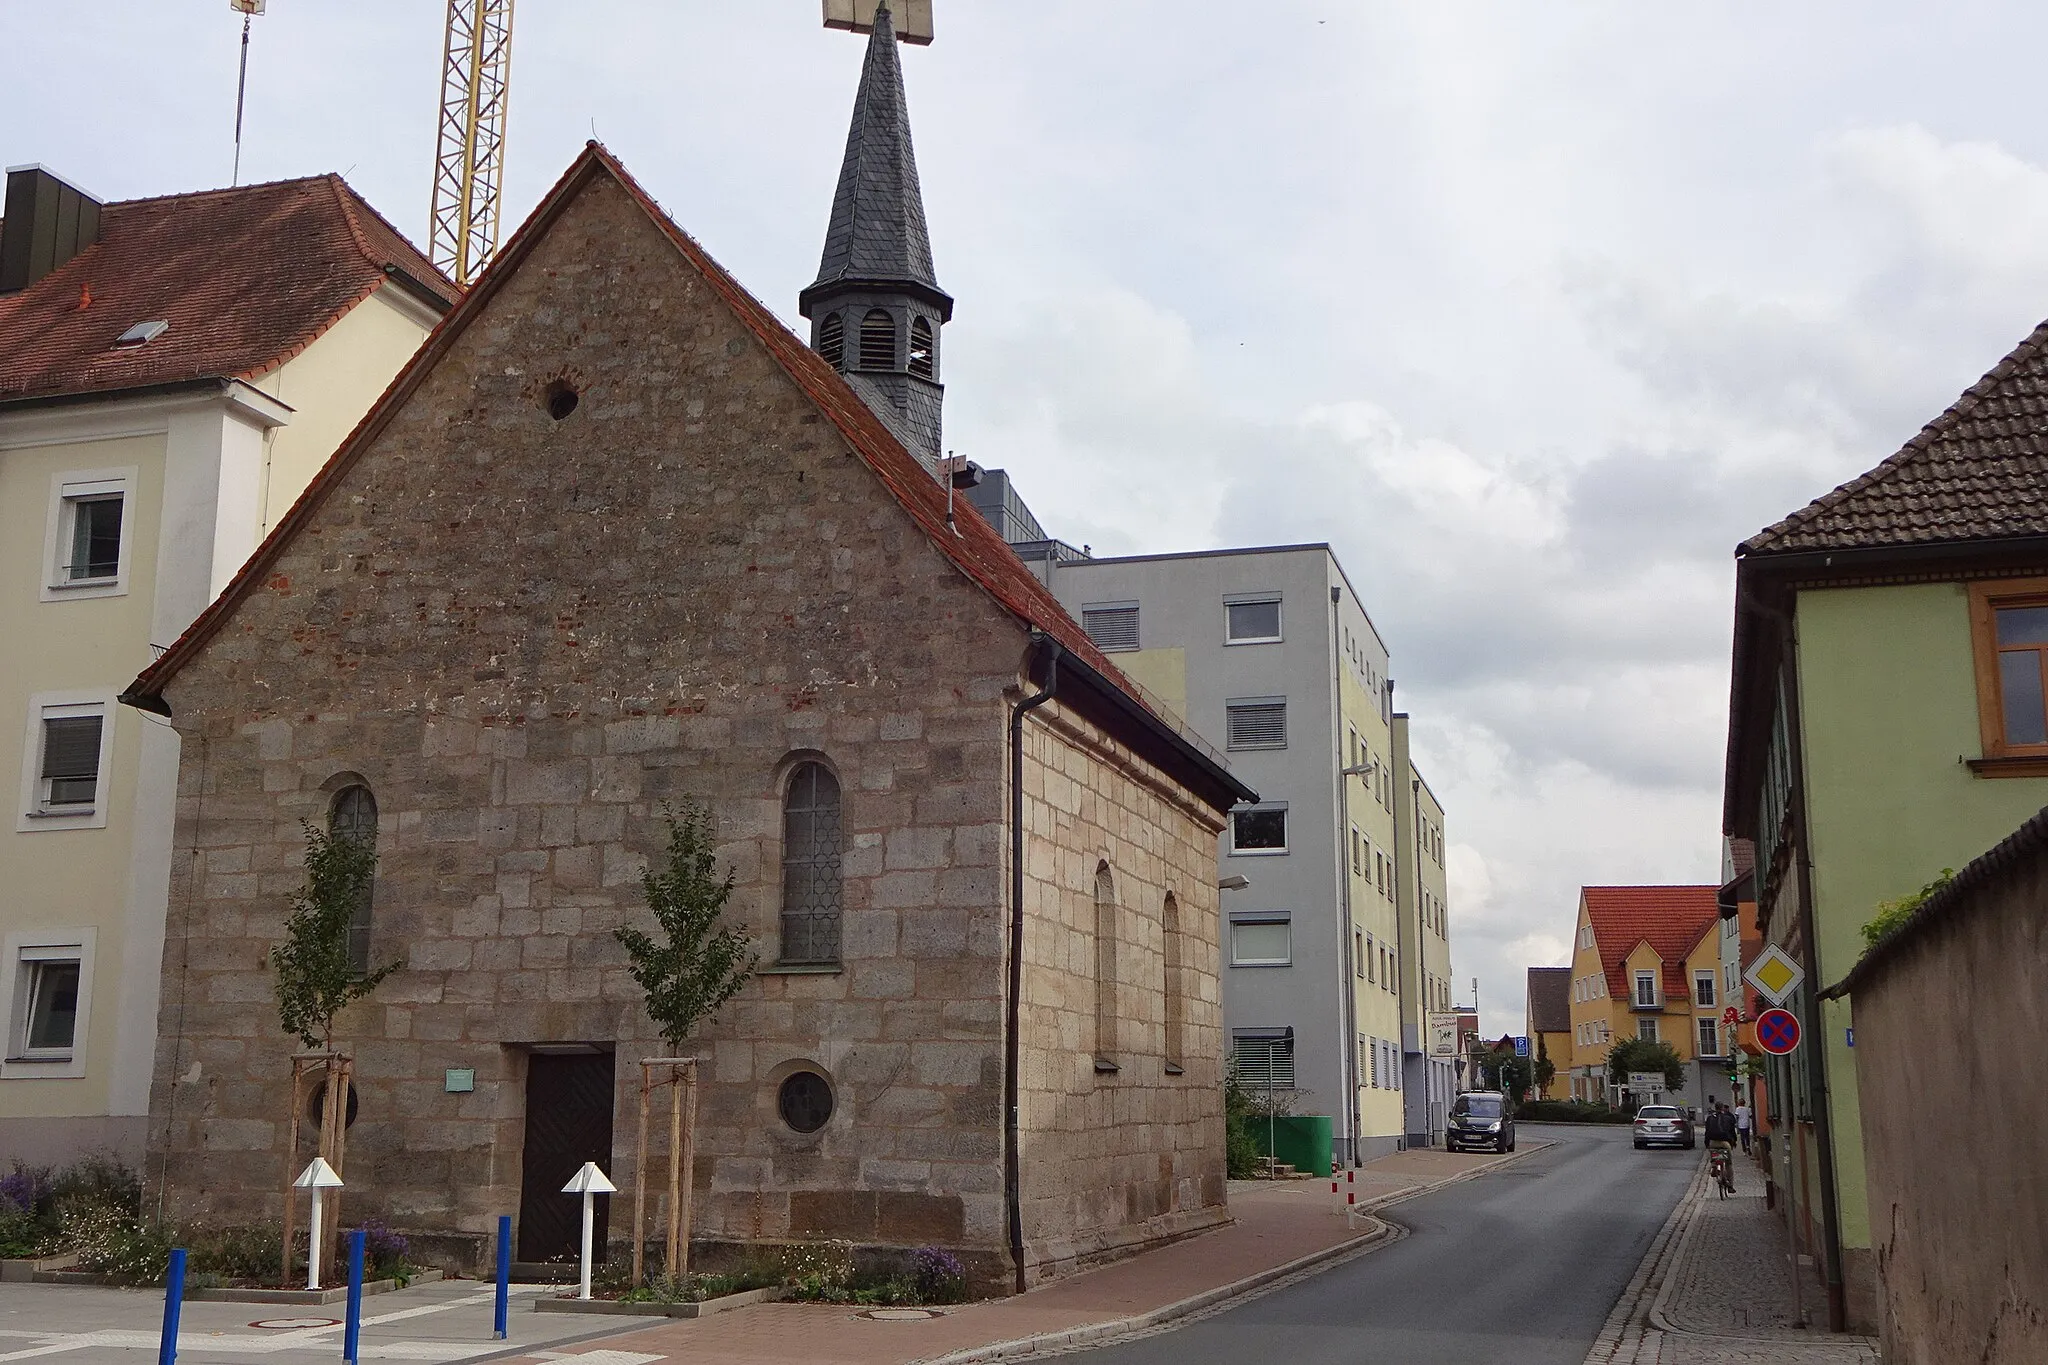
[1709,1145,1734,1199]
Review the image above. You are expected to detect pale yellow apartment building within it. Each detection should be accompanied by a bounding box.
[0,165,453,1161]
[1391,714,1454,1145]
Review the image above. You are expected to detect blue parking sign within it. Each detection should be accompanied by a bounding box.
[1513,1035,1530,1057]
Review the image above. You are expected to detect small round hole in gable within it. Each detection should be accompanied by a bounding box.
[543,381,580,421]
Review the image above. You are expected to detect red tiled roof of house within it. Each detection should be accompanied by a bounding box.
[1743,316,2048,555]
[125,145,1185,787]
[1582,885,1720,1001]
[1526,966,1571,1034]
[0,174,455,405]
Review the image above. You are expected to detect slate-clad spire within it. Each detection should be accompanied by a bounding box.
[801,0,952,473]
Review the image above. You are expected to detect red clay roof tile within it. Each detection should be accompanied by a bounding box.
[1582,885,1720,1002]
[0,174,454,405]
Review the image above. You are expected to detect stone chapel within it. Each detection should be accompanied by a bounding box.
[122,11,1250,1291]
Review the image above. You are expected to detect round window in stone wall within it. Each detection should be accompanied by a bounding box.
[778,1071,834,1134]
[306,1078,360,1130]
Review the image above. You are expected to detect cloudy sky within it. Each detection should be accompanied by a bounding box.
[13,1,2048,1035]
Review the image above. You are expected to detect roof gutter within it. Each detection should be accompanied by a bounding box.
[0,375,234,415]
[379,263,458,314]
[1039,643,1257,813]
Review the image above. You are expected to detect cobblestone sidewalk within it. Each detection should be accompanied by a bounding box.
[1585,1154,1880,1365]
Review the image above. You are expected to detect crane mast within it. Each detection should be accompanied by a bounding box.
[428,0,515,285]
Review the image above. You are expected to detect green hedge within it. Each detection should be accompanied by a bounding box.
[1514,1099,1632,1124]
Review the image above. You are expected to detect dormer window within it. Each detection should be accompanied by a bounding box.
[112,320,168,349]
[817,313,844,368]
[908,316,934,377]
[858,309,895,369]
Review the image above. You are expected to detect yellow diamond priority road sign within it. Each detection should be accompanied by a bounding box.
[1745,944,1805,1006]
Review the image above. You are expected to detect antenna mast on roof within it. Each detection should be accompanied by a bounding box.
[229,1,265,186]
[428,0,516,285]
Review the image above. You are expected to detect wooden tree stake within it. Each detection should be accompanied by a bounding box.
[676,1059,699,1278]
[632,1064,652,1288]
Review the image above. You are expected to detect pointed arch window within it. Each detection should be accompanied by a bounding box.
[817,312,845,369]
[908,316,935,378]
[1093,864,1118,1072]
[1162,892,1184,1074]
[329,785,378,976]
[858,309,897,370]
[781,763,844,964]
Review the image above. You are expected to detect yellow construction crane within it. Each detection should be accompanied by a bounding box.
[428,0,515,286]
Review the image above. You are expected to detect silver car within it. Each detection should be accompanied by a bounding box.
[1632,1104,1695,1150]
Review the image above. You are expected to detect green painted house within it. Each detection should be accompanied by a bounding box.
[1724,317,2048,1334]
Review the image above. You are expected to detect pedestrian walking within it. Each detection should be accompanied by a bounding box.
[1735,1099,1753,1154]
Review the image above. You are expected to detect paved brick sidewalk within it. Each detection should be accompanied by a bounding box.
[506,1144,1542,1365]
[1586,1153,1879,1365]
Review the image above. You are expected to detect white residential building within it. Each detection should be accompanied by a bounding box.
[0,164,453,1162]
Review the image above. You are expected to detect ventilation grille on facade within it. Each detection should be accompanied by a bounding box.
[908,316,934,378]
[1082,605,1139,652]
[817,313,844,368]
[859,309,896,369]
[1225,700,1287,750]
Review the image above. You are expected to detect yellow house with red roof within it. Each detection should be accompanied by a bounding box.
[1563,885,1725,1110]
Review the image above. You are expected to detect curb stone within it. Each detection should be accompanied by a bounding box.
[1581,1157,1710,1365]
[914,1141,1557,1365]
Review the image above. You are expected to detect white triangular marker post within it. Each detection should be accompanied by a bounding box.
[561,1162,616,1300]
[294,1158,344,1290]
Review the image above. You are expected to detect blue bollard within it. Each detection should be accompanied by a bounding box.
[343,1229,366,1364]
[494,1215,511,1339]
[158,1248,186,1365]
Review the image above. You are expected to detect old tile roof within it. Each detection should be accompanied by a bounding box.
[0,174,454,406]
[800,0,948,313]
[1744,317,2048,555]
[1526,967,1572,1035]
[124,144,1247,808]
[1582,885,1720,1002]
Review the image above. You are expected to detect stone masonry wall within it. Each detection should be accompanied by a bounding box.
[147,172,1031,1275]
[1849,846,2048,1365]
[1016,702,1229,1282]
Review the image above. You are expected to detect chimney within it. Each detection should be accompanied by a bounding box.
[1,165,102,293]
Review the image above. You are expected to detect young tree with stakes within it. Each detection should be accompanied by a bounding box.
[271,820,396,1287]
[616,801,756,1286]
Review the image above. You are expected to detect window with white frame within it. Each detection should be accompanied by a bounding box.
[1694,970,1716,1008]
[3,931,93,1077]
[1638,1017,1660,1042]
[1080,602,1139,653]
[1224,698,1287,750]
[1229,803,1288,855]
[19,696,116,830]
[43,469,136,600]
[1634,970,1659,1008]
[12,950,80,1059]
[1223,594,1282,644]
[1228,912,1291,967]
[1697,1018,1720,1057]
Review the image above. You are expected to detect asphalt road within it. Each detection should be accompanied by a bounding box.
[1073,1123,1697,1365]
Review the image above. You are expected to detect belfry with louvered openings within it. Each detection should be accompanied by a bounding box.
[800,0,953,472]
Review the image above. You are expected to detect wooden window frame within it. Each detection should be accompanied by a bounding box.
[1968,577,2048,775]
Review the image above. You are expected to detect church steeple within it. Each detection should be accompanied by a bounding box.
[801,0,952,472]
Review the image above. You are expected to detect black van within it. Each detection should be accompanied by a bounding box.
[1446,1091,1516,1153]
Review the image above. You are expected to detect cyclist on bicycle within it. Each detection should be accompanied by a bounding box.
[1705,1102,1738,1192]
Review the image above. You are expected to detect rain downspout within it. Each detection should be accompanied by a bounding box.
[1005,633,1060,1294]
